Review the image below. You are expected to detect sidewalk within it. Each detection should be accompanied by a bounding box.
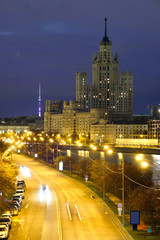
[106,193,151,235]
[92,193,134,240]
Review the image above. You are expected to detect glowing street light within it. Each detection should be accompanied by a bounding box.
[141,161,149,168]
[104,145,109,150]
[108,149,113,154]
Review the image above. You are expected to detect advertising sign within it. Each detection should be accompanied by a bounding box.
[130,211,140,225]
[59,161,63,171]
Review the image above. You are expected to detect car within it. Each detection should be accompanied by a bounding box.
[15,189,25,199]
[0,217,12,229]
[0,225,9,239]
[8,202,20,212]
[9,200,21,208]
[6,206,18,216]
[11,197,21,206]
[11,194,22,204]
[17,180,25,184]
[17,186,25,192]
[0,223,9,229]
[17,180,26,189]
[1,214,12,220]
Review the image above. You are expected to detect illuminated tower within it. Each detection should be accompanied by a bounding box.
[38,83,41,117]
[76,18,133,119]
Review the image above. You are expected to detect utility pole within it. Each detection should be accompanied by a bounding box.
[103,153,105,200]
[70,144,72,175]
[46,145,48,162]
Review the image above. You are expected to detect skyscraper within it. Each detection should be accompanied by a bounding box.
[38,82,41,118]
[76,18,133,120]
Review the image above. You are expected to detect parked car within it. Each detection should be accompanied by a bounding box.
[17,186,25,192]
[1,213,12,220]
[6,206,18,216]
[17,180,26,189]
[0,217,12,229]
[8,202,20,212]
[11,197,21,206]
[0,223,9,229]
[15,189,25,199]
[0,225,9,239]
[11,194,22,204]
[9,200,21,208]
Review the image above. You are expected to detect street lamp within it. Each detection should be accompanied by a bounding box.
[102,147,113,201]
[69,138,72,175]
[118,152,125,226]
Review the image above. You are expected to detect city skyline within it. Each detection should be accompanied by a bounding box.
[0,0,160,117]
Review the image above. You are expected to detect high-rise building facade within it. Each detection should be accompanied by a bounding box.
[76,18,133,120]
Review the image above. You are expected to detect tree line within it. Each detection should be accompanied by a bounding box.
[0,141,18,213]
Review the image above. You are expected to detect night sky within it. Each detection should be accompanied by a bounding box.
[0,0,160,117]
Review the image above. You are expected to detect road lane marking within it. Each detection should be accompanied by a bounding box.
[66,200,72,221]
[75,203,82,221]
[55,194,62,240]
[25,204,28,208]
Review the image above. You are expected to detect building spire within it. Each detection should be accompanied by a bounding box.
[105,17,107,38]
[101,17,110,44]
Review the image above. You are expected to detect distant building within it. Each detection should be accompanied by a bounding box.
[147,120,160,140]
[150,104,160,120]
[0,125,30,134]
[76,18,133,121]
[90,121,147,144]
[45,100,63,113]
[0,115,43,133]
[44,100,109,136]
[44,18,134,139]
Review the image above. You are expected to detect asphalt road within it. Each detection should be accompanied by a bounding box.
[8,154,125,240]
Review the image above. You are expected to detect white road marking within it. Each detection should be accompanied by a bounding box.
[66,200,72,221]
[75,203,82,221]
[55,194,62,240]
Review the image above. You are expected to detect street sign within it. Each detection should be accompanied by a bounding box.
[85,175,88,182]
[117,203,122,208]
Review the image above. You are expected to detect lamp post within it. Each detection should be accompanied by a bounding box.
[103,157,105,201]
[46,145,48,162]
[85,146,89,185]
[122,155,125,226]
[119,152,125,226]
[103,146,113,201]
[69,138,72,175]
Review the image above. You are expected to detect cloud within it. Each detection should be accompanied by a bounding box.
[0,31,16,36]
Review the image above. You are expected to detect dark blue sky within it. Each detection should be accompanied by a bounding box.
[0,0,160,117]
